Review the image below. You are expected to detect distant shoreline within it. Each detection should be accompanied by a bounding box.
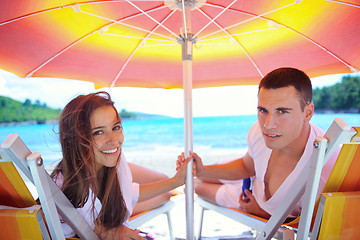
[1,111,358,127]
[314,109,359,114]
[0,120,58,127]
[0,116,168,127]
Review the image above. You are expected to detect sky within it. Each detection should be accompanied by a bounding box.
[0,69,357,117]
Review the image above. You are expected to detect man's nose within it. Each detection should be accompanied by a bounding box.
[263,113,277,129]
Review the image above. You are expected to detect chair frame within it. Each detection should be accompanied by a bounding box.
[1,133,176,240]
[1,133,98,240]
[129,199,175,240]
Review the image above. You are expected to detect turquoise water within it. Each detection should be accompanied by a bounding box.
[1,114,359,167]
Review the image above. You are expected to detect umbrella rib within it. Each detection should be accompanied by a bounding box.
[24,4,176,78]
[197,1,297,41]
[193,0,238,39]
[25,34,92,78]
[125,0,179,38]
[103,33,176,43]
[110,47,138,88]
[110,8,178,87]
[325,0,360,8]
[78,5,177,41]
[196,27,277,42]
[196,8,264,78]
[0,4,73,26]
[197,1,357,72]
[281,25,358,72]
[181,0,188,38]
[0,0,149,26]
[140,8,178,44]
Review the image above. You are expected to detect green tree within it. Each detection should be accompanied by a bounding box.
[313,76,359,112]
[119,109,137,119]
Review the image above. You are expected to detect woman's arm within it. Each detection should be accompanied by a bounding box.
[137,156,191,202]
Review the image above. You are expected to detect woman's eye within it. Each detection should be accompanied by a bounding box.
[93,130,103,136]
[114,125,123,131]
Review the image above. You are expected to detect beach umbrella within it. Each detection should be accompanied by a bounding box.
[1,0,360,238]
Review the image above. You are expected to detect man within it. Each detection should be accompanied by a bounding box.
[178,67,337,219]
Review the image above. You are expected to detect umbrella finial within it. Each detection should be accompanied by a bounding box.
[164,0,206,11]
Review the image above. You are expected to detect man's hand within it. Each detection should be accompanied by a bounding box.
[176,151,204,177]
[239,189,271,219]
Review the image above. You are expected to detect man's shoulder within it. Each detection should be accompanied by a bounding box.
[309,122,325,137]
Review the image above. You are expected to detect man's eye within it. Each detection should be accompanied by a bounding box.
[258,108,267,113]
[278,110,289,114]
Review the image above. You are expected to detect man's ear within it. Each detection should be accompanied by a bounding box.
[305,102,314,120]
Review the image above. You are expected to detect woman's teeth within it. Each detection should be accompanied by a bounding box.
[101,148,117,154]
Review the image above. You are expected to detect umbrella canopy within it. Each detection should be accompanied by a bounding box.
[0,0,359,89]
[1,1,360,239]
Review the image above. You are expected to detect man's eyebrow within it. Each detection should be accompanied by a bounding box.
[276,107,293,111]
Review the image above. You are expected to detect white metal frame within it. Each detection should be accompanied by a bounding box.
[0,133,99,240]
[128,200,175,240]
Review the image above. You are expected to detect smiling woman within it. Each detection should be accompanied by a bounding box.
[49,91,190,240]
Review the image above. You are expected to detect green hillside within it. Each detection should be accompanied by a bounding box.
[0,96,169,124]
[0,96,61,123]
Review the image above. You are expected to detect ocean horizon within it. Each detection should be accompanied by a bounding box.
[1,113,359,176]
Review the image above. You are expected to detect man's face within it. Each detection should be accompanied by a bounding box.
[257,86,313,151]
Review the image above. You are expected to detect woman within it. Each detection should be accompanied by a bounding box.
[51,91,189,239]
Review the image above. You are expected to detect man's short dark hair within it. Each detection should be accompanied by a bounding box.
[258,67,312,110]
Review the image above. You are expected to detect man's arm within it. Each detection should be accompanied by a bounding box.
[194,152,255,180]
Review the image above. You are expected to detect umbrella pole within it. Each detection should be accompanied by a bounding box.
[182,3,194,239]
[183,57,194,240]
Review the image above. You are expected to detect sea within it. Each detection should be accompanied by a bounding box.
[1,114,359,176]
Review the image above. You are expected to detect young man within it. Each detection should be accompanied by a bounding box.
[178,67,337,219]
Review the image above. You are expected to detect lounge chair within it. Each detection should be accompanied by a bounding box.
[129,199,175,240]
[0,133,175,240]
[196,118,360,239]
[0,160,51,239]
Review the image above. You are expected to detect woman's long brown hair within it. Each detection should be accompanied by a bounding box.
[51,91,127,230]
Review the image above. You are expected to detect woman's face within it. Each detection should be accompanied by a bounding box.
[90,105,124,171]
